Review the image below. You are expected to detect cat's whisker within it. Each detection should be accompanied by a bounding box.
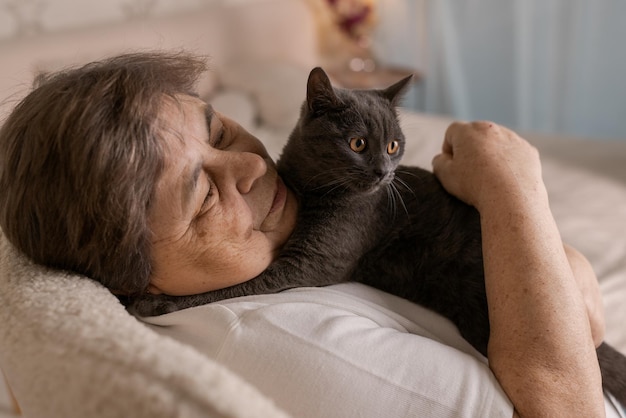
[303,169,337,189]
[304,167,352,192]
[306,167,371,197]
[393,176,416,199]
[389,182,409,217]
[319,174,356,197]
[395,169,420,180]
[385,185,398,220]
[323,181,349,196]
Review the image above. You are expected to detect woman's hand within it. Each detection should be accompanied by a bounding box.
[432,121,543,212]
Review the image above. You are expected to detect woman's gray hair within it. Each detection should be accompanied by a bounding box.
[0,51,207,295]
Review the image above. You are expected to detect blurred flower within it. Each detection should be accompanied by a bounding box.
[325,0,377,42]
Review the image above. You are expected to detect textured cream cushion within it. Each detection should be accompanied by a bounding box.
[0,232,290,418]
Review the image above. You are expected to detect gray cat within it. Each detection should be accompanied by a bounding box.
[129,68,421,319]
[129,67,625,405]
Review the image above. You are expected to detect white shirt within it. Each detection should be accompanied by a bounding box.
[143,283,624,417]
[143,283,514,417]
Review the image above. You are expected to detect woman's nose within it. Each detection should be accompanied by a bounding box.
[229,151,267,194]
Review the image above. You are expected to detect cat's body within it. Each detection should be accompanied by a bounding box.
[348,167,489,353]
[129,67,625,405]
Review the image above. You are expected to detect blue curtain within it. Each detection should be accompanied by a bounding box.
[376,0,626,140]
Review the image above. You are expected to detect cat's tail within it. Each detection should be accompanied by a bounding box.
[597,342,626,408]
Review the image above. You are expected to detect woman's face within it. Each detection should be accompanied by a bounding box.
[147,95,298,296]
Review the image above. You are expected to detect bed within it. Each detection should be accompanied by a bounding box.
[0,0,624,416]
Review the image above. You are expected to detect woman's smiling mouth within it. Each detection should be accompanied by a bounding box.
[269,176,287,215]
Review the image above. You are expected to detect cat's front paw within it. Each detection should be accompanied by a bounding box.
[127,294,183,317]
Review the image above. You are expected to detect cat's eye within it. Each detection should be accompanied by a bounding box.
[350,137,367,153]
[387,140,400,155]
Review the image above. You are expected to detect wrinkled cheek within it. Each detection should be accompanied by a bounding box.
[196,226,210,239]
[249,234,275,269]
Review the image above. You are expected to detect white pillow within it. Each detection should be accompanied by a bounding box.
[210,89,258,132]
[219,62,309,130]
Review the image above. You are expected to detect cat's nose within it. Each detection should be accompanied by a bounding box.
[372,169,391,184]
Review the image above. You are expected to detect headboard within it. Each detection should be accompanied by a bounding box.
[0,0,319,121]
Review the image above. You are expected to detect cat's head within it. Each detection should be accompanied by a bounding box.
[278,67,412,197]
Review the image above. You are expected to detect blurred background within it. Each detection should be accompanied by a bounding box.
[0,0,625,140]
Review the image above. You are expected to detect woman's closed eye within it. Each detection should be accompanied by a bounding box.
[211,126,226,149]
[197,174,214,218]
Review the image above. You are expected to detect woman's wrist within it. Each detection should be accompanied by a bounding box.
[474,175,550,220]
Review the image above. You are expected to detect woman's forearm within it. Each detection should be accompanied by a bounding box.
[480,186,605,418]
[432,121,606,417]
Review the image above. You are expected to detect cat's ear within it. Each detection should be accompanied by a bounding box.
[381,74,413,106]
[306,67,340,115]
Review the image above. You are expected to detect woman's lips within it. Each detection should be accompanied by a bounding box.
[269,176,287,215]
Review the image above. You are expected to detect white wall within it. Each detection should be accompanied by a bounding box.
[0,0,217,41]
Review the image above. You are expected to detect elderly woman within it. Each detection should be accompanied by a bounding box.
[0,52,611,417]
